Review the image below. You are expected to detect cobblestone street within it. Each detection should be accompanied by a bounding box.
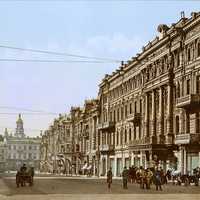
[0,176,200,199]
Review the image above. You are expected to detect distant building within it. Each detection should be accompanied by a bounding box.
[4,114,41,171]
[0,140,7,172]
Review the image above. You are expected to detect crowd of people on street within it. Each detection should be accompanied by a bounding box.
[107,165,200,190]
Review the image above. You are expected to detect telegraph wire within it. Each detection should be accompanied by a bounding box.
[0,58,117,63]
[0,112,58,115]
[0,45,121,63]
[0,106,57,114]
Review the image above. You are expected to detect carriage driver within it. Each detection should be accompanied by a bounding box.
[20,164,27,173]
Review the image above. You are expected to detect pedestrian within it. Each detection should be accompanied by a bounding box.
[107,167,113,189]
[122,166,129,189]
[136,166,145,189]
[146,168,153,189]
[154,167,162,191]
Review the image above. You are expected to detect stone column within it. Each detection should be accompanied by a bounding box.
[151,90,157,144]
[166,84,173,144]
[114,156,117,177]
[131,152,134,166]
[183,147,187,174]
[158,87,165,144]
[144,93,149,137]
[140,151,143,167]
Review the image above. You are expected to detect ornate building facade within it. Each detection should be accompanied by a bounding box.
[41,12,200,176]
[40,114,73,174]
[4,114,41,171]
[98,11,200,176]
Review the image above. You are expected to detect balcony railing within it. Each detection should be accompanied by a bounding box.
[127,113,141,126]
[97,121,115,130]
[176,94,200,108]
[129,137,150,146]
[175,133,200,144]
[99,144,114,152]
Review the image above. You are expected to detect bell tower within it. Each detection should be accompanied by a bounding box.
[15,114,25,138]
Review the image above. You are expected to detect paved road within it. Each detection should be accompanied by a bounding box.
[1,176,200,200]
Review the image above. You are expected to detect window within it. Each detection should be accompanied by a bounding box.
[130,103,132,114]
[177,82,180,98]
[121,107,124,120]
[140,99,142,113]
[196,76,200,94]
[135,101,137,113]
[125,105,127,118]
[129,129,131,141]
[176,116,180,134]
[13,145,16,150]
[124,129,127,143]
[33,154,37,159]
[24,145,26,150]
[113,110,116,122]
[116,131,119,145]
[198,43,200,57]
[187,79,190,95]
[188,48,191,62]
[29,146,32,150]
[29,153,32,159]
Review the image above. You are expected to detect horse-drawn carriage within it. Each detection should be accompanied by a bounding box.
[16,167,34,187]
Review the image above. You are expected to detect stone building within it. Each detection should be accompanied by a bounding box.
[71,99,99,176]
[0,140,7,172]
[97,12,200,176]
[41,12,200,176]
[40,114,73,174]
[5,114,41,171]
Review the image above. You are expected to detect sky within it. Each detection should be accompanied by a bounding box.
[0,0,199,137]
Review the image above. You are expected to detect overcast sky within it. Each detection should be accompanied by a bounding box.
[0,1,199,137]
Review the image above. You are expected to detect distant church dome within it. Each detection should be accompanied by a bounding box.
[15,113,25,138]
[16,113,23,124]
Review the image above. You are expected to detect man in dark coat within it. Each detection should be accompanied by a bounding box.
[154,167,162,191]
[107,167,113,189]
[122,166,129,189]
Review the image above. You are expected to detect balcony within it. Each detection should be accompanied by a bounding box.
[176,94,200,109]
[97,121,115,130]
[99,144,114,152]
[175,133,200,145]
[127,113,141,126]
[129,137,150,146]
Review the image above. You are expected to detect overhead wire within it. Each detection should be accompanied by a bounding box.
[0,58,117,63]
[0,44,121,63]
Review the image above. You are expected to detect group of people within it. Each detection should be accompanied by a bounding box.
[107,166,200,190]
[107,166,169,191]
